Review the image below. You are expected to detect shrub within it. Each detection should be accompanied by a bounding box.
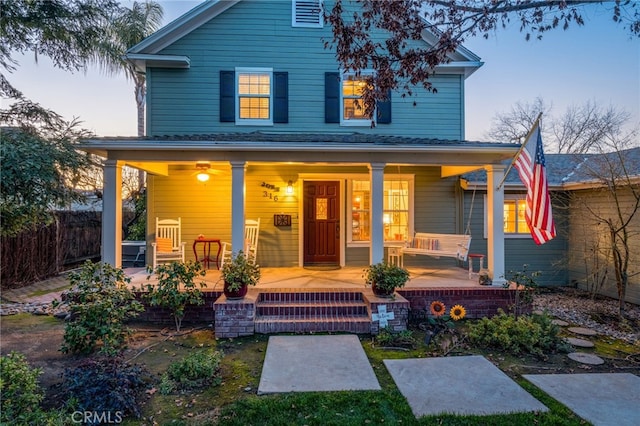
[64,355,149,420]
[468,309,569,359]
[160,349,223,394]
[144,261,206,332]
[374,327,416,349]
[61,261,144,356]
[0,352,48,424]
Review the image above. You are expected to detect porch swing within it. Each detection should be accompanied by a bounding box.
[399,174,474,263]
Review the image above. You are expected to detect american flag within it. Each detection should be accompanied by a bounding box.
[513,123,556,245]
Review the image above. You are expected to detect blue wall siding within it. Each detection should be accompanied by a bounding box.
[462,190,569,286]
[147,0,464,138]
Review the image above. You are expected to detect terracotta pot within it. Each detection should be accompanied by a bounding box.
[371,282,395,297]
[224,282,248,300]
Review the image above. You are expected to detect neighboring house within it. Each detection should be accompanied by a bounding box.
[80,0,528,286]
[464,147,640,303]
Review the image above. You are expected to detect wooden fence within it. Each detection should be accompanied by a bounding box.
[1,211,102,290]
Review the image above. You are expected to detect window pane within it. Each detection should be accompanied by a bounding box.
[352,180,370,241]
[504,201,516,233]
[384,180,409,241]
[316,198,327,220]
[343,98,366,120]
[517,200,530,233]
[238,73,270,95]
[239,97,270,119]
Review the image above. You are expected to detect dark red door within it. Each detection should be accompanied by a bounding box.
[304,181,340,265]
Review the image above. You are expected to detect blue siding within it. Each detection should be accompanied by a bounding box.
[462,190,569,286]
[147,0,465,138]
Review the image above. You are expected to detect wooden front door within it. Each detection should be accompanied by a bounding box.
[304,181,340,265]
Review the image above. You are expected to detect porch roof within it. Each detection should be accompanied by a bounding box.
[80,132,519,168]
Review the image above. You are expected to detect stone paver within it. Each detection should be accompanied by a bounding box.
[552,319,569,326]
[524,374,640,426]
[567,352,605,365]
[568,326,598,336]
[566,337,595,348]
[384,355,548,417]
[257,335,380,394]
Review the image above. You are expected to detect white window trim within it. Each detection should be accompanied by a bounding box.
[347,174,414,247]
[292,0,324,28]
[235,67,273,126]
[340,70,376,127]
[483,193,531,239]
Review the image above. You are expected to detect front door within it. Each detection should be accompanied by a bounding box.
[304,181,340,265]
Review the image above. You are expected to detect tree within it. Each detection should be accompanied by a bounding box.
[91,1,163,138]
[1,0,121,129]
[487,98,636,153]
[0,125,95,237]
[326,0,640,116]
[575,136,640,315]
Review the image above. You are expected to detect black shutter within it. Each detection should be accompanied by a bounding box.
[377,90,392,124]
[325,72,340,123]
[273,72,288,123]
[220,70,235,122]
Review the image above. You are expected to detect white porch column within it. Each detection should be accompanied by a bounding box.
[369,162,386,264]
[102,160,123,267]
[230,161,246,254]
[486,165,506,286]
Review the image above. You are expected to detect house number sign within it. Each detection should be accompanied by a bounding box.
[261,181,280,202]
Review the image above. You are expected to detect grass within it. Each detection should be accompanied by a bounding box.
[3,315,625,425]
[120,327,592,426]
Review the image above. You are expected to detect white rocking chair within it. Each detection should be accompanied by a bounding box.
[220,218,260,268]
[151,217,186,268]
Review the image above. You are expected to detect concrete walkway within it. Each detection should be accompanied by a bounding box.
[259,336,640,424]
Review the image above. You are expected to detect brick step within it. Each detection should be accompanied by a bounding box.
[257,290,364,304]
[254,316,371,334]
[254,290,370,334]
[256,302,368,317]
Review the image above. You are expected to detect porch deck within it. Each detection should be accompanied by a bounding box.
[127,265,484,290]
[128,265,518,338]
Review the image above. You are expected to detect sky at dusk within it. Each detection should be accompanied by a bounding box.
[7,1,639,142]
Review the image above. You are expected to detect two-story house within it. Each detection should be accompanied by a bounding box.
[81,0,521,286]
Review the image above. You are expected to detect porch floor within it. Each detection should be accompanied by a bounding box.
[126,265,485,290]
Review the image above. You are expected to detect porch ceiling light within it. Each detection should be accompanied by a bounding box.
[196,162,210,182]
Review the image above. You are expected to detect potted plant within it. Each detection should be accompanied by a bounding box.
[363,261,410,297]
[221,250,261,299]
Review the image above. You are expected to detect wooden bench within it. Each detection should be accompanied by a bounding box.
[401,232,472,262]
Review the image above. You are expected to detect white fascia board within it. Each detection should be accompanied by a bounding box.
[127,0,241,55]
[435,61,484,78]
[123,54,190,73]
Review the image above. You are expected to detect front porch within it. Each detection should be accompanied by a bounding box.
[129,266,520,338]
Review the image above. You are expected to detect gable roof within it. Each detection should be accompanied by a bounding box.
[124,0,482,76]
[463,147,640,190]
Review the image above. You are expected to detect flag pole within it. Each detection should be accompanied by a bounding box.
[496,112,543,190]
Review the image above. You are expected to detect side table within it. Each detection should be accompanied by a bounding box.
[193,238,222,270]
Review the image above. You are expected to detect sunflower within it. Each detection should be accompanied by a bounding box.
[450,304,466,321]
[429,300,446,317]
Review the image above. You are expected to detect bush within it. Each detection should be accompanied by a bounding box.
[467,309,569,359]
[160,349,223,394]
[0,352,48,424]
[374,327,417,349]
[61,261,144,355]
[64,355,149,420]
[144,261,206,332]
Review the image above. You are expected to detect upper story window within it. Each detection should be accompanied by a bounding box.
[341,71,375,126]
[236,67,273,125]
[292,0,323,28]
